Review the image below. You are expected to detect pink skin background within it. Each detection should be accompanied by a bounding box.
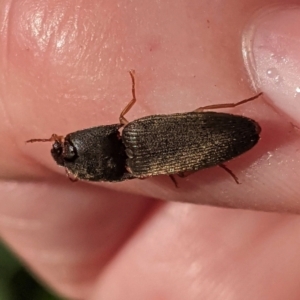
[1,0,300,299]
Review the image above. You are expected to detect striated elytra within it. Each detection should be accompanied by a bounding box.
[122,112,261,178]
[26,71,262,185]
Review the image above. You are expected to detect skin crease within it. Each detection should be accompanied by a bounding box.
[0,0,300,299]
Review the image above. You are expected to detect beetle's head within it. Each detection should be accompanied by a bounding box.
[26,134,78,167]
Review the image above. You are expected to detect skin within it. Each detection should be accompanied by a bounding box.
[0,0,300,299]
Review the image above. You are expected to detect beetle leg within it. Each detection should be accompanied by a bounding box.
[194,92,263,112]
[169,175,179,188]
[65,169,78,182]
[219,164,240,184]
[119,70,137,125]
[177,171,195,178]
[177,166,239,184]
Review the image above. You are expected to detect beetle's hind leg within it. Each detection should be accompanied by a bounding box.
[169,171,196,188]
[194,92,263,112]
[169,166,239,186]
[119,70,137,125]
[219,164,240,184]
[169,175,178,188]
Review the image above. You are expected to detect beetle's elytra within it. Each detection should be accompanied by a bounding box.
[122,112,260,178]
[26,71,262,185]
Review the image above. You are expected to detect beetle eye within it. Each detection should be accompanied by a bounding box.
[51,141,65,166]
[63,142,78,161]
[52,141,62,156]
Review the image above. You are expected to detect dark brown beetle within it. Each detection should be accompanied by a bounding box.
[27,71,262,185]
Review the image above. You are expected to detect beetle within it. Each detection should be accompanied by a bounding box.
[27,71,262,185]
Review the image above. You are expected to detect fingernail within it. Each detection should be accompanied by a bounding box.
[243,6,300,122]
